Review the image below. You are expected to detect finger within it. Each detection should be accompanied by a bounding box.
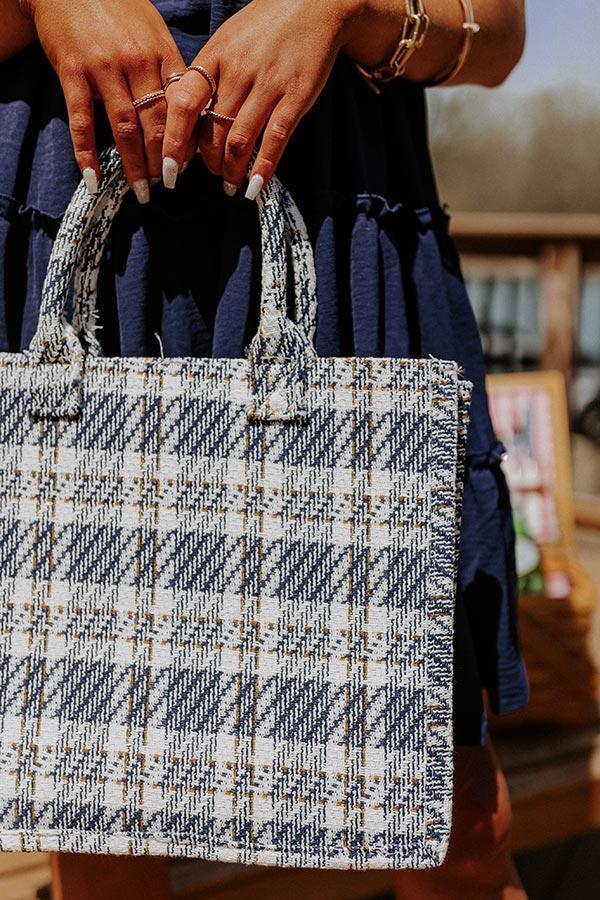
[97,71,149,195]
[144,47,187,178]
[246,98,303,200]
[163,60,218,188]
[196,85,250,180]
[163,50,196,171]
[221,90,278,193]
[127,57,167,193]
[62,73,99,195]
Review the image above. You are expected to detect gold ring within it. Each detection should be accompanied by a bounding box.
[203,108,236,124]
[162,71,185,90]
[199,95,235,125]
[185,64,217,96]
[132,89,166,110]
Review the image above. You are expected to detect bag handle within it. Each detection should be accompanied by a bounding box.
[72,168,319,363]
[27,146,318,422]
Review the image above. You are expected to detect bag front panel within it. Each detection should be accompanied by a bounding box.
[0,353,457,868]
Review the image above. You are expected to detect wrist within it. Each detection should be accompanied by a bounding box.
[335,0,371,32]
[315,0,370,47]
[338,0,407,67]
[401,0,464,83]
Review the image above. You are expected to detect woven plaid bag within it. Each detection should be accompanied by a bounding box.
[0,147,472,868]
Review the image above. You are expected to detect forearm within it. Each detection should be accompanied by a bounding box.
[0,1,36,63]
[341,0,526,88]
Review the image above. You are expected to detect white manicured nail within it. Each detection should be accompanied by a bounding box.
[83,167,98,196]
[132,178,150,204]
[224,181,237,197]
[245,174,264,201]
[162,156,178,189]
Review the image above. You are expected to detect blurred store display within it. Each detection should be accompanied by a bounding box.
[486,371,598,729]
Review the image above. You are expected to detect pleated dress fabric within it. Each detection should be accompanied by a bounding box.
[0,0,529,745]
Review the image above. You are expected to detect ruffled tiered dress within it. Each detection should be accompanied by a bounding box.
[0,0,529,744]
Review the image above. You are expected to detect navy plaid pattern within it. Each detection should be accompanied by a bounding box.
[0,149,472,868]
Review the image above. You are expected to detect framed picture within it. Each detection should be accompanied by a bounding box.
[486,370,575,549]
[486,371,599,730]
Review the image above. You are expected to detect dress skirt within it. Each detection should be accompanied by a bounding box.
[0,0,529,745]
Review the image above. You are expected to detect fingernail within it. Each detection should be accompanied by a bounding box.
[224,180,237,198]
[132,178,150,205]
[162,156,178,190]
[150,176,161,185]
[245,174,264,201]
[83,167,98,196]
[181,160,189,173]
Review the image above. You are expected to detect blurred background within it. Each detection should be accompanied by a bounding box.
[2,1,599,898]
[431,1,600,896]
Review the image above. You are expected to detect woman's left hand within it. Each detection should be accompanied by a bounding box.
[162,0,373,198]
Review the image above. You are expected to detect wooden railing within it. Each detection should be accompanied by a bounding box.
[450,213,600,385]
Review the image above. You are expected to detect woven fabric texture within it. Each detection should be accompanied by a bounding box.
[0,149,472,868]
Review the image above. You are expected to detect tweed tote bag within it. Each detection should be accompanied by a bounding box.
[0,147,471,869]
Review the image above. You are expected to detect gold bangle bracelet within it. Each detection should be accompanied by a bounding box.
[355,0,430,94]
[425,0,480,86]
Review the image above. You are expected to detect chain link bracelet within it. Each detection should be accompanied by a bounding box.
[354,0,431,94]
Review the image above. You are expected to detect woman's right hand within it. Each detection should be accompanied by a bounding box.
[21,0,187,202]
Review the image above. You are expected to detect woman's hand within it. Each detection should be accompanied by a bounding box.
[21,0,187,201]
[162,0,525,198]
[162,0,370,198]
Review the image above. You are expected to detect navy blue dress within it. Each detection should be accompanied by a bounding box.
[0,0,529,745]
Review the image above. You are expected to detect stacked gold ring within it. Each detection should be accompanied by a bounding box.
[163,67,235,124]
[163,65,218,96]
[163,72,185,90]
[132,89,166,110]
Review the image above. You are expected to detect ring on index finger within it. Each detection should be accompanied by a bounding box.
[185,64,218,96]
